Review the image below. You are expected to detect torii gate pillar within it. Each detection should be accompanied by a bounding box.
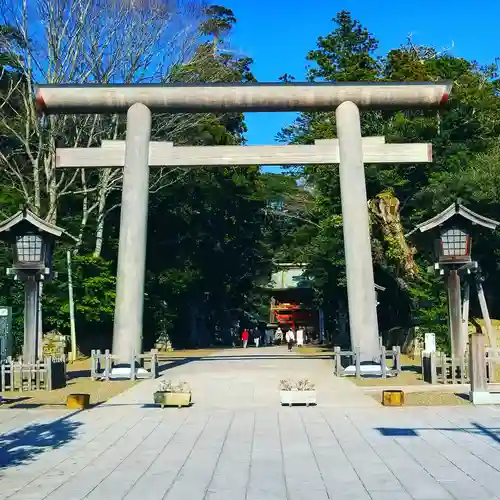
[337,101,379,362]
[112,103,152,359]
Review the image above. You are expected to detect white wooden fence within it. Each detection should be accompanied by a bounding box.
[421,348,500,385]
[0,356,66,391]
[333,346,402,378]
[90,349,159,380]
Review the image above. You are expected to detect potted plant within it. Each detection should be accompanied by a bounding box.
[280,378,316,406]
[154,380,192,408]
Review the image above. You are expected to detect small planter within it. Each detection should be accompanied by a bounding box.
[154,391,191,408]
[280,389,316,407]
[154,380,191,408]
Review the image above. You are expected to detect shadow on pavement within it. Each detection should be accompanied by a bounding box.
[376,422,500,444]
[67,369,91,380]
[0,413,81,470]
[202,355,333,360]
[1,402,69,410]
[156,353,332,373]
[401,364,422,374]
[157,357,202,373]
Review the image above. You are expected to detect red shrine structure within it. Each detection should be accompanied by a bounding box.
[265,263,322,340]
[265,263,385,343]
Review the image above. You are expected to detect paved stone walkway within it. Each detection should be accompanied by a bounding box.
[2,347,500,499]
[106,346,377,409]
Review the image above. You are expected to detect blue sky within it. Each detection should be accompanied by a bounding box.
[223,0,500,151]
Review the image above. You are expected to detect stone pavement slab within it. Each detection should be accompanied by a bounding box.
[105,346,378,409]
[3,347,500,499]
[2,406,500,499]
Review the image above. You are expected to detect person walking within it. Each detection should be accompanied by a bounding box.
[285,328,295,352]
[241,328,249,348]
[253,329,261,348]
[296,326,304,347]
[275,326,283,345]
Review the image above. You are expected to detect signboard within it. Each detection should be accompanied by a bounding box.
[424,332,436,353]
[0,306,12,360]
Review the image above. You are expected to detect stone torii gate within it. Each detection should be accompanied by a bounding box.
[38,81,451,364]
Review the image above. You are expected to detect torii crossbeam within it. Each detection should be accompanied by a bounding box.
[56,138,432,168]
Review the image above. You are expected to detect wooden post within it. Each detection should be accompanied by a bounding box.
[394,346,402,374]
[90,349,96,380]
[355,347,361,379]
[381,346,387,378]
[10,357,14,391]
[130,351,136,381]
[46,356,52,390]
[67,250,77,363]
[27,360,33,391]
[334,346,342,376]
[151,349,158,379]
[477,281,495,347]
[469,332,488,401]
[35,360,40,390]
[429,352,437,384]
[448,270,463,360]
[104,349,111,380]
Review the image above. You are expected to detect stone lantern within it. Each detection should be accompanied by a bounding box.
[407,200,498,360]
[0,208,76,360]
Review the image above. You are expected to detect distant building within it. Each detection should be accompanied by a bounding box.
[264,263,385,344]
[265,263,321,341]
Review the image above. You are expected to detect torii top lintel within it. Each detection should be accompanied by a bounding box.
[35,81,452,115]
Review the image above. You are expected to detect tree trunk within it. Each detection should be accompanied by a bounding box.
[93,170,111,257]
[370,191,418,278]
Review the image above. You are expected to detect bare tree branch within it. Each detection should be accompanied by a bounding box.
[1,0,238,255]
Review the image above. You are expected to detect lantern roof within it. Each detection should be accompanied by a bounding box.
[407,200,499,237]
[0,208,77,243]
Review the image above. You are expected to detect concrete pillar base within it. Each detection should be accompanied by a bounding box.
[344,364,394,377]
[469,391,500,405]
[108,364,150,380]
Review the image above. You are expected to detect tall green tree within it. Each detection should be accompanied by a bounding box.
[0,5,275,354]
[279,10,500,349]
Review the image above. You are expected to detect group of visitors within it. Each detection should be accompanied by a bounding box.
[240,327,261,348]
[241,325,305,351]
[276,326,304,351]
